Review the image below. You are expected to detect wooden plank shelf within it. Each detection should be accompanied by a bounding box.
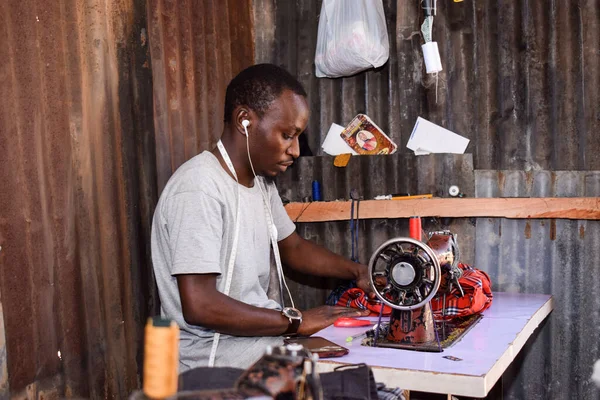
[285,197,600,222]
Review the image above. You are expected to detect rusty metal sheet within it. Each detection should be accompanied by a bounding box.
[147,0,255,193]
[0,0,158,397]
[0,0,255,396]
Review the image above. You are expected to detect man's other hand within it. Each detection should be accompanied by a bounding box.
[297,306,370,336]
[355,263,377,299]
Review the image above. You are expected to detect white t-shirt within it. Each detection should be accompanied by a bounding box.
[151,151,296,371]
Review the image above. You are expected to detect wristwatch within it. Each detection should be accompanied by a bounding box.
[281,307,303,336]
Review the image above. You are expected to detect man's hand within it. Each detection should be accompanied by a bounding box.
[354,263,377,299]
[297,306,370,336]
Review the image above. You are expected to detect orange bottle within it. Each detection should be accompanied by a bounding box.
[142,317,179,399]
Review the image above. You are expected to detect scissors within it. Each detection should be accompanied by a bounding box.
[334,317,372,328]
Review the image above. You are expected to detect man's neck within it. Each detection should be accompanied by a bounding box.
[213,134,255,188]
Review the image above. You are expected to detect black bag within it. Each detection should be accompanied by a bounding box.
[319,363,379,400]
[178,366,244,391]
[178,363,379,400]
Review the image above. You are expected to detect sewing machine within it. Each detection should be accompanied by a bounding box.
[366,230,473,351]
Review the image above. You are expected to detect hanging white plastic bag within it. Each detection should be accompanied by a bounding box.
[315,0,389,78]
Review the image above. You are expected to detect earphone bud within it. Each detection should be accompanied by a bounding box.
[242,119,250,137]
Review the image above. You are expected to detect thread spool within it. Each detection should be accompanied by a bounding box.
[312,180,322,201]
[143,317,179,399]
[409,216,422,241]
[448,185,465,198]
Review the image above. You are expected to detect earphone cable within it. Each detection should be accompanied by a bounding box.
[245,125,295,309]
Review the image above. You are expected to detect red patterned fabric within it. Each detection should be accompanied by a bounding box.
[431,263,494,320]
[335,264,492,320]
[335,288,393,316]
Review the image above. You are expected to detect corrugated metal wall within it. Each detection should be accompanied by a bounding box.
[258,0,600,399]
[476,171,600,400]
[0,0,256,397]
[0,0,157,398]
[147,0,255,193]
[254,0,600,171]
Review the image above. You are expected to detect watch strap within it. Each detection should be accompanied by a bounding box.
[283,317,301,336]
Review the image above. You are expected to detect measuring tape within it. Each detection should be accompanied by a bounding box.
[209,140,292,367]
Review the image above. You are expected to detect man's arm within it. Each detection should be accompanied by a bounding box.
[278,232,373,294]
[177,274,368,336]
[267,185,364,282]
[177,274,288,336]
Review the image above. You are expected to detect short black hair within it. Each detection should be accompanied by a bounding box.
[223,63,307,122]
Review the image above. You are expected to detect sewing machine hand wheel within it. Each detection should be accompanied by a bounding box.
[368,237,441,311]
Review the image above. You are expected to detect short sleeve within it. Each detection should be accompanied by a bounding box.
[165,191,223,276]
[267,182,296,241]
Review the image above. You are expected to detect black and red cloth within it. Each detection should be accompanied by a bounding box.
[330,263,493,320]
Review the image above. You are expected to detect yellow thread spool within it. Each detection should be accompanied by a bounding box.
[143,317,179,399]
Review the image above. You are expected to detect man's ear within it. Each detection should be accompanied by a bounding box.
[234,108,252,136]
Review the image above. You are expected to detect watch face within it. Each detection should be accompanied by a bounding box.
[283,307,302,319]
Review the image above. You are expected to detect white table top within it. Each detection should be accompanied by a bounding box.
[314,292,554,397]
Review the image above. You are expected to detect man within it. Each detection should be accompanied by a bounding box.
[151,63,372,371]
